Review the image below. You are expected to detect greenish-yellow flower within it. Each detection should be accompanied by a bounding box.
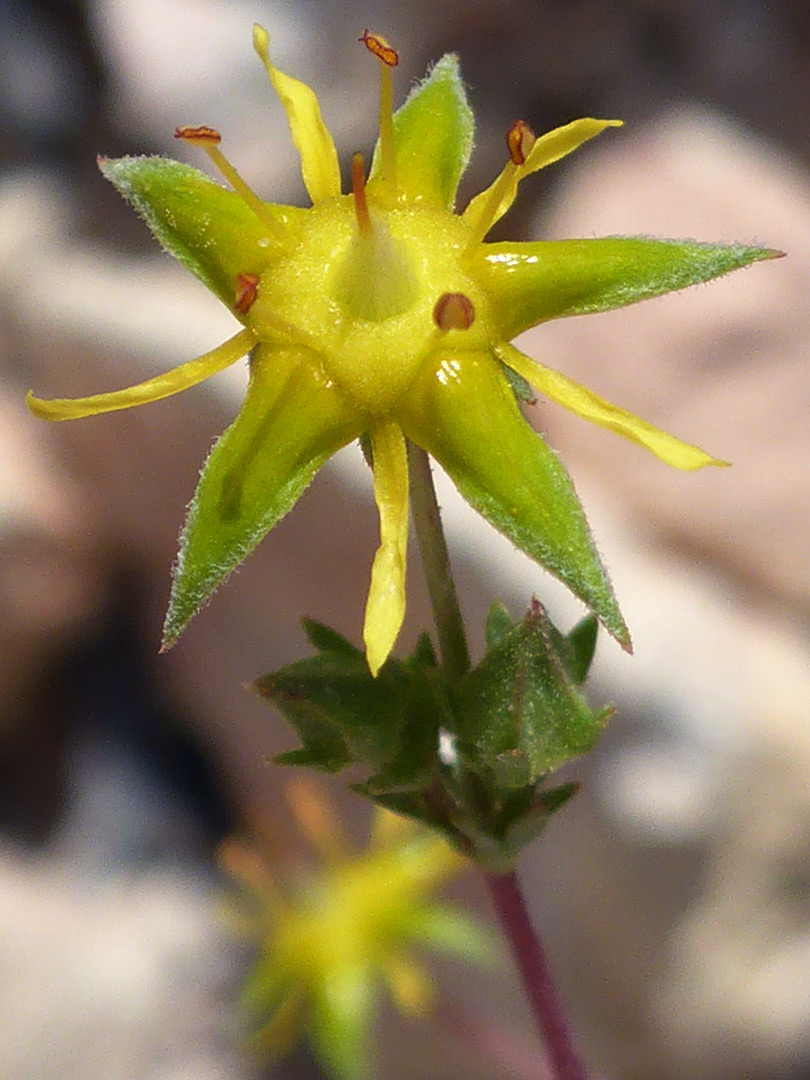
[27,26,777,673]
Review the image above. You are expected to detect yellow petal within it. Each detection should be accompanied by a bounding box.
[464,118,622,239]
[497,342,728,470]
[253,24,341,204]
[524,117,623,173]
[364,420,409,676]
[27,328,255,421]
[381,951,435,1018]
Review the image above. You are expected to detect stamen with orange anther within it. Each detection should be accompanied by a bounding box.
[360,29,398,203]
[352,151,373,235]
[433,292,475,331]
[174,125,285,243]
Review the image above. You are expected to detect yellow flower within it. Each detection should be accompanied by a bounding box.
[220,779,489,1079]
[27,26,776,673]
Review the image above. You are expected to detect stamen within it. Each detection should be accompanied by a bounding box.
[352,151,373,235]
[433,292,476,331]
[463,120,531,251]
[174,126,284,243]
[360,29,398,202]
[506,120,536,166]
[234,272,260,314]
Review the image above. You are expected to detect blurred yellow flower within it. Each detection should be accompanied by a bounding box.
[220,780,491,1079]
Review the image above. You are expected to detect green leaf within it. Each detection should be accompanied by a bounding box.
[565,614,599,684]
[301,618,362,660]
[99,156,298,308]
[257,626,446,788]
[501,781,580,854]
[484,601,513,651]
[400,350,630,650]
[369,54,474,209]
[258,643,400,773]
[453,600,613,785]
[162,345,364,648]
[477,237,783,339]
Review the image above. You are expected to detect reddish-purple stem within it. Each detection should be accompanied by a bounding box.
[485,870,591,1080]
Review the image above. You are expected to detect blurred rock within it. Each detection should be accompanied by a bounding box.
[509,106,810,1080]
[0,848,247,1080]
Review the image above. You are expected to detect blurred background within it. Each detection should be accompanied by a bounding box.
[1,1,809,1078]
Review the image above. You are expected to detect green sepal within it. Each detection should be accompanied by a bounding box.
[499,360,537,405]
[453,599,613,787]
[400,350,630,649]
[257,622,447,790]
[477,237,783,339]
[162,346,364,648]
[399,904,497,965]
[239,962,300,1052]
[99,156,299,308]
[309,963,374,1080]
[369,54,474,209]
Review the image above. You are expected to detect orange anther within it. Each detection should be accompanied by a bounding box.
[433,292,476,331]
[506,120,536,166]
[234,273,259,314]
[174,125,222,145]
[359,29,398,67]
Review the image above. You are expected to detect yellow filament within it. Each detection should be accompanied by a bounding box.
[199,144,286,242]
[378,61,396,201]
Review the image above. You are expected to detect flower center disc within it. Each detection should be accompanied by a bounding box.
[247,198,492,413]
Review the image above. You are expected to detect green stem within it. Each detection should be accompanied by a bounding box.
[407,442,471,680]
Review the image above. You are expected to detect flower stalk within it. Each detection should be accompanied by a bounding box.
[406,441,470,681]
[486,870,590,1080]
[410,430,589,1080]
